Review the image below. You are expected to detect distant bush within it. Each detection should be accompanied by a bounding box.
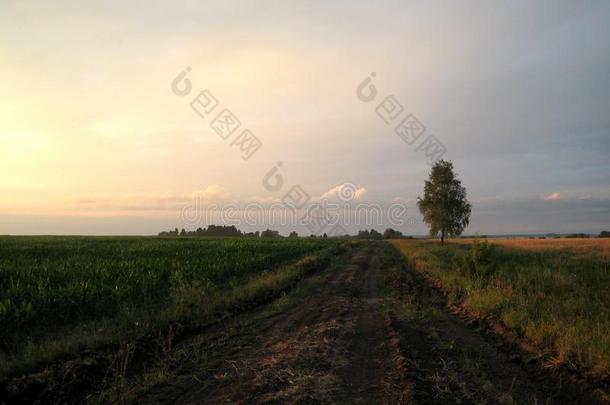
[261,229,280,238]
[598,230,610,238]
[383,228,403,239]
[457,240,497,279]
[357,229,383,240]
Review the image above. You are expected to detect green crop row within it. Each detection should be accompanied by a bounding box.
[0,236,340,376]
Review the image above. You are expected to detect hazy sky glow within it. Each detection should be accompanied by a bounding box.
[1,0,609,235]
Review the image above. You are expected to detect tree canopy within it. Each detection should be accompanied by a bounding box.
[417,160,471,244]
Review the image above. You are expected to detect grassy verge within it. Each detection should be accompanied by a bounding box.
[392,239,610,379]
[0,236,343,378]
[379,242,528,404]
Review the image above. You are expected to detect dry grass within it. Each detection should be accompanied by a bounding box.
[456,237,610,258]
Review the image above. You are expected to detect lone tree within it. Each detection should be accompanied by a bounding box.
[417,160,471,245]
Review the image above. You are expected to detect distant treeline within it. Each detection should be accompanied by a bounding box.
[539,231,610,239]
[159,225,267,238]
[457,231,610,239]
[159,225,412,239]
[159,226,304,238]
[356,228,413,240]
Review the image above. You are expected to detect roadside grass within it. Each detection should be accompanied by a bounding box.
[456,237,610,259]
[392,239,610,379]
[0,236,343,378]
[380,242,519,404]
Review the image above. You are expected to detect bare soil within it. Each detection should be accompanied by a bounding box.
[136,246,410,404]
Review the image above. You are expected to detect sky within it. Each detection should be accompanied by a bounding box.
[1,0,609,235]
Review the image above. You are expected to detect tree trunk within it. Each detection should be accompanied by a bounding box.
[441,230,445,245]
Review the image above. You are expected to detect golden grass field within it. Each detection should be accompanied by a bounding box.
[455,237,610,258]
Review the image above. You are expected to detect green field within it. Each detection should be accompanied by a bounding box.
[392,239,610,379]
[2,237,608,403]
[0,236,341,377]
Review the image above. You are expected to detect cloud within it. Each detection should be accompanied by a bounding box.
[543,192,561,201]
[69,185,232,212]
[65,182,377,214]
[191,185,232,203]
[319,183,367,202]
[70,192,189,211]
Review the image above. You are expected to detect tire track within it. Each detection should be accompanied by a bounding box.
[138,246,410,404]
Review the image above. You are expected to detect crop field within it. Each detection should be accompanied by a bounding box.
[456,237,610,258]
[2,237,609,404]
[0,236,340,377]
[392,238,610,380]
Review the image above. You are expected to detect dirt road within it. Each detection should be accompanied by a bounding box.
[115,242,600,404]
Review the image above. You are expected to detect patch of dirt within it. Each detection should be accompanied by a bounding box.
[138,247,411,404]
[334,252,411,404]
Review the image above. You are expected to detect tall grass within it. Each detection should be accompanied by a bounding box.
[392,239,610,378]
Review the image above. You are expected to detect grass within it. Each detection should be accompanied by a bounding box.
[392,239,610,379]
[456,237,610,259]
[381,242,522,404]
[0,236,342,377]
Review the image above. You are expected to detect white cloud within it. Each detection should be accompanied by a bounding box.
[543,192,561,201]
[320,183,367,202]
[191,184,232,203]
